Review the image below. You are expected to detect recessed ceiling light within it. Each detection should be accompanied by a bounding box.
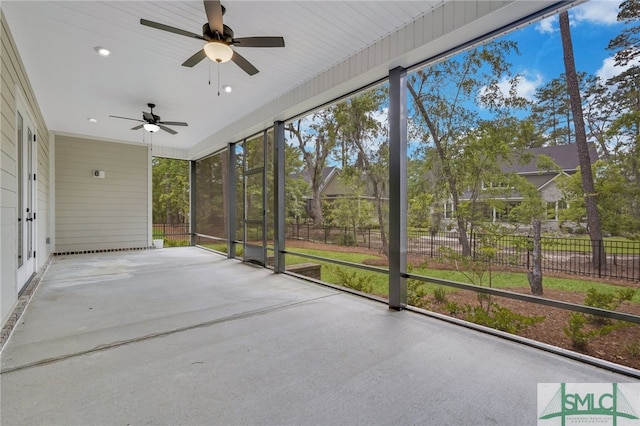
[222,85,232,93]
[87,117,97,123]
[94,46,110,57]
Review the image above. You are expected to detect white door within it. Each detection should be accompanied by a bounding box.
[16,109,37,293]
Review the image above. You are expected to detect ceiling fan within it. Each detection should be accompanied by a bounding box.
[109,103,188,135]
[140,0,285,76]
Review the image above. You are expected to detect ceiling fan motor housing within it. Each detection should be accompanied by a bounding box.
[202,23,234,43]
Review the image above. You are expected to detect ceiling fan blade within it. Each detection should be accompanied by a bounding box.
[159,121,188,126]
[140,19,204,40]
[182,49,207,67]
[231,50,259,76]
[203,0,224,35]
[159,125,178,135]
[131,125,144,131]
[143,111,154,121]
[109,115,144,123]
[233,37,285,48]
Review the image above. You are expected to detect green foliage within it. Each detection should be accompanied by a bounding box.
[164,239,189,247]
[286,176,310,222]
[462,302,545,334]
[564,313,599,350]
[627,342,640,359]
[408,193,435,229]
[333,232,356,246]
[583,287,636,324]
[563,287,636,349]
[432,286,448,304]
[407,279,429,308]
[330,266,373,294]
[445,301,461,315]
[152,157,189,224]
[559,161,640,237]
[584,287,636,311]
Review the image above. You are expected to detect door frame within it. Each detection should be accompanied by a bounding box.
[15,88,37,294]
[242,131,267,266]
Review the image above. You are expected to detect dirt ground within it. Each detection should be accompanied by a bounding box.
[285,239,640,370]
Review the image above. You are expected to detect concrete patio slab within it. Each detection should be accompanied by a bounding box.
[1,247,637,425]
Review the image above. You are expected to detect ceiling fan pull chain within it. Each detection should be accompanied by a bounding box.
[217,62,221,96]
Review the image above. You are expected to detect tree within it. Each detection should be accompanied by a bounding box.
[531,76,573,145]
[607,0,640,67]
[407,40,529,256]
[334,89,389,255]
[152,157,189,224]
[286,110,339,225]
[559,160,640,236]
[329,169,375,245]
[559,11,606,269]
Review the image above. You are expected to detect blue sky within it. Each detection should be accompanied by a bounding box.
[502,0,632,101]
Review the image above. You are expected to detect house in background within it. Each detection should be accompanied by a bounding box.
[295,166,383,225]
[451,143,599,230]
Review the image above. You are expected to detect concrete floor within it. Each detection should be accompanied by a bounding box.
[0,247,636,425]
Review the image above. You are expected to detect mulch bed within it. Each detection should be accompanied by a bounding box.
[285,239,640,371]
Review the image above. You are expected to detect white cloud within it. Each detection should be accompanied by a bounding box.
[572,1,620,25]
[513,72,544,101]
[535,17,556,34]
[487,72,543,103]
[596,55,640,81]
[535,1,620,34]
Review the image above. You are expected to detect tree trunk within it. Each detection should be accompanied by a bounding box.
[527,220,543,295]
[559,11,606,271]
[309,186,323,225]
[407,82,471,256]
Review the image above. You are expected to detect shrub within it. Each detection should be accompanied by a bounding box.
[564,313,599,350]
[407,279,429,308]
[627,342,640,359]
[445,301,460,316]
[463,303,544,334]
[333,233,356,246]
[563,287,636,349]
[432,286,448,304]
[584,287,636,324]
[331,267,372,293]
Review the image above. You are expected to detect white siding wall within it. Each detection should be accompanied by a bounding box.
[1,11,50,327]
[54,135,149,253]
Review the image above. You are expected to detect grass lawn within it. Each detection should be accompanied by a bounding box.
[192,242,638,303]
[414,267,640,303]
[285,247,640,303]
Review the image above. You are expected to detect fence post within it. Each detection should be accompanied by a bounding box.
[368,228,371,249]
[430,233,434,258]
[598,239,602,278]
[472,232,476,260]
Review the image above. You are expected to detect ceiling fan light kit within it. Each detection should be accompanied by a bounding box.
[204,41,233,63]
[110,103,188,136]
[143,123,160,133]
[140,0,284,76]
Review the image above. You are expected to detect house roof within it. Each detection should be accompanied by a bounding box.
[505,144,599,174]
[294,166,339,195]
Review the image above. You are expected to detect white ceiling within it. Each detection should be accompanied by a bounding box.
[2,1,564,159]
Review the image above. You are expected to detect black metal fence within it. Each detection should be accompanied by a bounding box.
[285,224,640,282]
[153,223,191,246]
